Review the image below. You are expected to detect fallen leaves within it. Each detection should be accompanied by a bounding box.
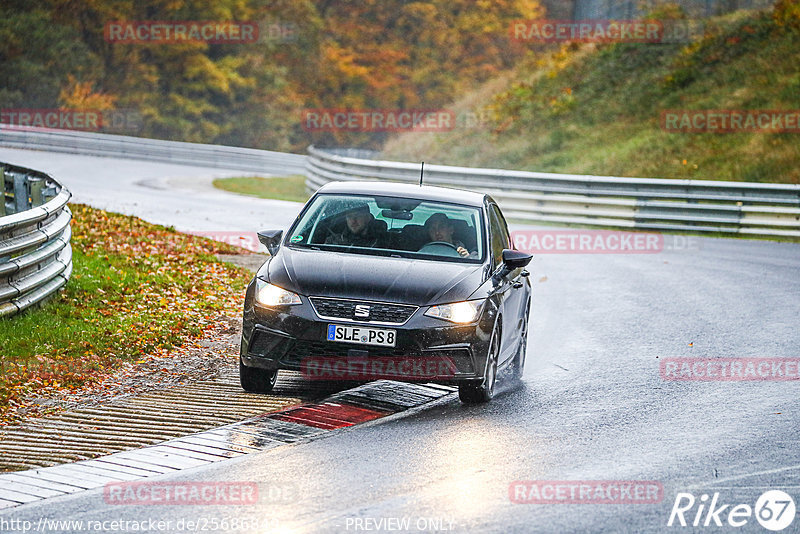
[0,204,252,425]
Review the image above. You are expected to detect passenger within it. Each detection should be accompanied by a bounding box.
[422,213,470,257]
[325,203,387,248]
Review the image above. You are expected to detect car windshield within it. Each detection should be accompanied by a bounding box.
[286,194,484,263]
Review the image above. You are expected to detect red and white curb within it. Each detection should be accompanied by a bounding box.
[0,381,455,509]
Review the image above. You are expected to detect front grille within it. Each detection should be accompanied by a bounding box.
[289,340,407,359]
[284,341,475,374]
[310,297,417,324]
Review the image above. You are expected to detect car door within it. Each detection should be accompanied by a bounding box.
[487,202,527,366]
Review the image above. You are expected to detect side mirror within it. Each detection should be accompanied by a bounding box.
[493,249,533,283]
[257,230,283,256]
[502,249,533,270]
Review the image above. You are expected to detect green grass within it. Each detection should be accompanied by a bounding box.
[382,8,800,184]
[0,204,250,423]
[1,249,189,359]
[213,175,310,202]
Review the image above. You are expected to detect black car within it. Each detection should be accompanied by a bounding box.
[239,181,532,403]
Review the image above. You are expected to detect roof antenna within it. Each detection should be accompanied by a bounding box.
[419,162,425,187]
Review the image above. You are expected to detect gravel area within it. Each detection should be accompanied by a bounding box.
[5,254,264,424]
[10,314,242,420]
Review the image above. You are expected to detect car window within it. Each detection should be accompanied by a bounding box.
[488,203,510,267]
[287,194,485,263]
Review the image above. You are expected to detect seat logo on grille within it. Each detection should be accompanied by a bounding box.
[354,305,371,318]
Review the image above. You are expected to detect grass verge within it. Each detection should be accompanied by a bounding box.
[0,204,252,424]
[213,175,309,203]
[382,7,800,184]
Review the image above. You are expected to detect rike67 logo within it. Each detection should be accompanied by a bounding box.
[668,490,796,531]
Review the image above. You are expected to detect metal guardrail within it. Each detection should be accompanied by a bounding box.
[2,127,796,238]
[306,146,800,237]
[0,125,307,175]
[1,162,72,317]
[571,0,776,19]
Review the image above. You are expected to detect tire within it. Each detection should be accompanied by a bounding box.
[239,358,278,393]
[459,327,499,404]
[510,299,530,382]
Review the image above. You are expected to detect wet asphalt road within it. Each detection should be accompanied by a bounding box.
[0,147,303,233]
[0,148,798,533]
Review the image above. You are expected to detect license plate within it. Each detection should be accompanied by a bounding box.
[327,324,396,347]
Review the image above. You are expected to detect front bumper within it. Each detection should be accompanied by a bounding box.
[240,289,496,386]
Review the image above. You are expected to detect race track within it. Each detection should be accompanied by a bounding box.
[0,147,798,533]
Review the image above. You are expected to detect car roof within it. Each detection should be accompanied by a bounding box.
[316,181,488,207]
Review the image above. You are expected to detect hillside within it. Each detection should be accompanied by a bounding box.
[0,0,541,153]
[382,4,800,184]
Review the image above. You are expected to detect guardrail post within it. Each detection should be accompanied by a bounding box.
[0,166,6,217]
[13,172,29,214]
[29,178,44,208]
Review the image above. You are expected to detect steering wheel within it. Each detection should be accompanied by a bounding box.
[418,241,462,257]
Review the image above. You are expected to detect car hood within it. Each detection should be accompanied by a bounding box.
[264,247,485,305]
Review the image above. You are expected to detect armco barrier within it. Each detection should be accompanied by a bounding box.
[1,162,72,317]
[306,146,800,238]
[0,125,307,175]
[2,127,796,237]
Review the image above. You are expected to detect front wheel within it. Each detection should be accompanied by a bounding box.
[459,328,499,404]
[240,358,278,393]
[510,299,530,382]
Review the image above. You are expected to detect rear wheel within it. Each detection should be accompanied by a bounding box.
[459,327,499,404]
[239,358,278,393]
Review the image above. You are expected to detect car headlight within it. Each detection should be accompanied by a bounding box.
[255,279,301,307]
[425,300,483,324]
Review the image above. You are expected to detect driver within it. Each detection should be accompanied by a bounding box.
[422,213,470,257]
[325,203,387,248]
